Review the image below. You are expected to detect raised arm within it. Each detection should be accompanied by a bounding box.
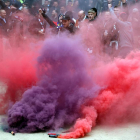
[109,7,127,28]
[39,9,57,28]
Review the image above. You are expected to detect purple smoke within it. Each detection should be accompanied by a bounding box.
[7,36,100,132]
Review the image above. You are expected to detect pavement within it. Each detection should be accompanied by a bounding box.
[0,117,140,140]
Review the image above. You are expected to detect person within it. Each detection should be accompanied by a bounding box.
[73,0,80,19]
[0,0,7,10]
[9,12,24,47]
[107,0,120,8]
[10,0,22,8]
[10,0,18,5]
[88,8,97,22]
[39,8,76,34]
[0,9,9,37]
[50,1,60,13]
[5,0,11,8]
[42,0,50,8]
[58,0,66,7]
[48,13,63,29]
[110,7,134,58]
[114,6,121,17]
[42,0,51,15]
[60,6,66,15]
[51,9,58,22]
[66,0,76,11]
[102,0,109,11]
[130,8,140,36]
[101,11,119,56]
[129,8,140,49]
[28,10,47,39]
[65,10,76,24]
[75,10,86,28]
[0,9,11,58]
[57,14,63,29]
[61,14,75,34]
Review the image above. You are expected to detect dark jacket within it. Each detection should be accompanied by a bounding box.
[0,17,9,37]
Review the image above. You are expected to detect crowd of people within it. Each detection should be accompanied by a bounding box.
[0,0,140,58]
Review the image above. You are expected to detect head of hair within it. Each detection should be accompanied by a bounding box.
[122,3,127,7]
[79,10,85,15]
[114,6,118,9]
[91,7,97,16]
[58,13,63,21]
[65,11,73,19]
[120,12,128,21]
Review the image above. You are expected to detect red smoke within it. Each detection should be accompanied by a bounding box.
[0,45,39,114]
[59,52,140,138]
[59,106,97,138]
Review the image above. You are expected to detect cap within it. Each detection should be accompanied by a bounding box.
[119,12,128,21]
[88,9,96,14]
[91,8,97,13]
[62,15,71,20]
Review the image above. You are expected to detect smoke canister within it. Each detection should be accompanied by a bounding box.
[49,134,59,138]
[11,131,15,135]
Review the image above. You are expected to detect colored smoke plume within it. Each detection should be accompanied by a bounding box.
[7,38,140,138]
[0,47,38,114]
[5,3,140,138]
[7,36,100,132]
[59,52,140,138]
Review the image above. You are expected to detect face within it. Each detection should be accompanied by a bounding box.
[53,2,58,7]
[74,1,79,6]
[44,0,48,5]
[52,10,57,17]
[78,12,85,21]
[104,11,111,21]
[114,7,120,16]
[88,12,96,21]
[60,6,65,13]
[5,2,10,6]
[0,10,6,18]
[62,20,70,28]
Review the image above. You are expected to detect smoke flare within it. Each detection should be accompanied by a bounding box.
[7,36,100,133]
